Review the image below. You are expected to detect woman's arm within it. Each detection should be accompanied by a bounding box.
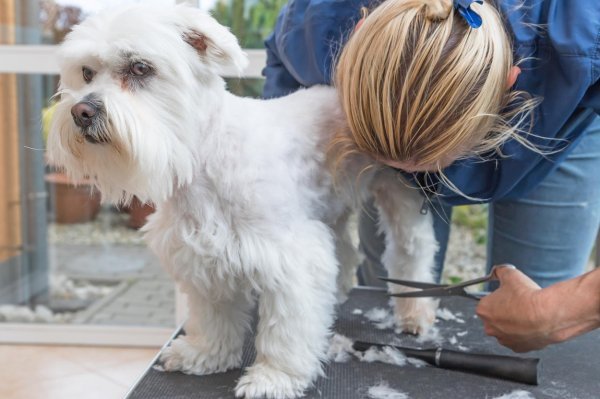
[476,265,600,353]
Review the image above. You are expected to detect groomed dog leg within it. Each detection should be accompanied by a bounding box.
[332,210,361,303]
[235,221,338,399]
[372,171,439,335]
[160,280,254,375]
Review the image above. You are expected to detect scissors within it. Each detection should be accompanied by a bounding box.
[379,265,516,300]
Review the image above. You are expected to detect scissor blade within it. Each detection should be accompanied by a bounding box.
[388,287,453,298]
[379,276,448,289]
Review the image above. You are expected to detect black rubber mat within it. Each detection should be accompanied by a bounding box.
[128,287,600,398]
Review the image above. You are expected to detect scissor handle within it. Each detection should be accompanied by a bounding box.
[452,264,516,290]
[491,264,517,276]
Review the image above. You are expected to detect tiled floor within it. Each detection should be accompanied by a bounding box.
[50,243,175,328]
[0,344,158,399]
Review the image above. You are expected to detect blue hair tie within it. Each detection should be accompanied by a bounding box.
[454,0,484,28]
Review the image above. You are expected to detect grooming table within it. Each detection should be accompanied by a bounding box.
[127,287,600,398]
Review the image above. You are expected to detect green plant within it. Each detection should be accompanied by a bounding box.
[42,102,58,145]
[452,205,488,245]
[211,0,287,49]
[211,0,286,97]
[447,275,463,285]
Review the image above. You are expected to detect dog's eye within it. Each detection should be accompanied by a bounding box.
[82,66,95,83]
[130,62,151,76]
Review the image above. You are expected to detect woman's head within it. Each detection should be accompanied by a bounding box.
[334,0,535,175]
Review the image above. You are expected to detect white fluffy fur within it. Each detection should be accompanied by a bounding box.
[47,5,438,398]
[367,382,409,399]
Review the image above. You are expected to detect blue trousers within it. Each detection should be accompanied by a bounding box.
[358,117,600,288]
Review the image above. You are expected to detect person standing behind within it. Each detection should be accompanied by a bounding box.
[262,0,600,351]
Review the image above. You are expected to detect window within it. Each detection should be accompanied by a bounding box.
[0,0,274,346]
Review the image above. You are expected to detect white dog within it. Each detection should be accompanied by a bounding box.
[47,5,438,398]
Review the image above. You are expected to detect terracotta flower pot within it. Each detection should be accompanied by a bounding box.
[46,172,101,224]
[127,197,155,229]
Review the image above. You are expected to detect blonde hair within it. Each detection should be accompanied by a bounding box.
[332,0,538,194]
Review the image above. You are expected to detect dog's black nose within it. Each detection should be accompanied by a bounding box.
[71,101,98,128]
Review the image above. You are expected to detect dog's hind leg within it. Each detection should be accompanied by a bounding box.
[332,210,360,303]
[159,279,254,375]
[372,170,439,335]
[234,221,338,399]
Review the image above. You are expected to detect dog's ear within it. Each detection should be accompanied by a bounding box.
[175,6,248,75]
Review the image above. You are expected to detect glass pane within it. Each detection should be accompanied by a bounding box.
[0,72,175,328]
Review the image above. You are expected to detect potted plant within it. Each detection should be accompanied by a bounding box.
[126,197,155,229]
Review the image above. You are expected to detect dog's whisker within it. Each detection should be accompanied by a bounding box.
[23,146,46,152]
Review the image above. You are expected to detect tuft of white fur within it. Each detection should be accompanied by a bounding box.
[328,334,426,368]
[361,346,407,366]
[47,5,439,398]
[367,382,409,399]
[327,334,356,363]
[491,390,536,399]
[364,307,397,330]
[415,326,444,346]
[406,357,428,368]
[436,307,465,323]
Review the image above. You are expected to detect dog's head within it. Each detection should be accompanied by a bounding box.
[47,5,247,204]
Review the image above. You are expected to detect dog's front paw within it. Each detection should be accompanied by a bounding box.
[159,336,242,375]
[393,297,438,335]
[235,362,309,399]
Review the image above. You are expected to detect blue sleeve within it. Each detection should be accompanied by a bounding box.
[262,6,302,99]
[261,0,369,98]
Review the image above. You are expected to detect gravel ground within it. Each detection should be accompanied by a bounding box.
[442,224,487,283]
[48,205,145,246]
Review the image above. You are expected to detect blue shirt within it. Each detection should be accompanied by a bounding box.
[262,0,600,205]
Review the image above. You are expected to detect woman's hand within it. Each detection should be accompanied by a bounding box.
[476,266,600,353]
[476,266,549,352]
